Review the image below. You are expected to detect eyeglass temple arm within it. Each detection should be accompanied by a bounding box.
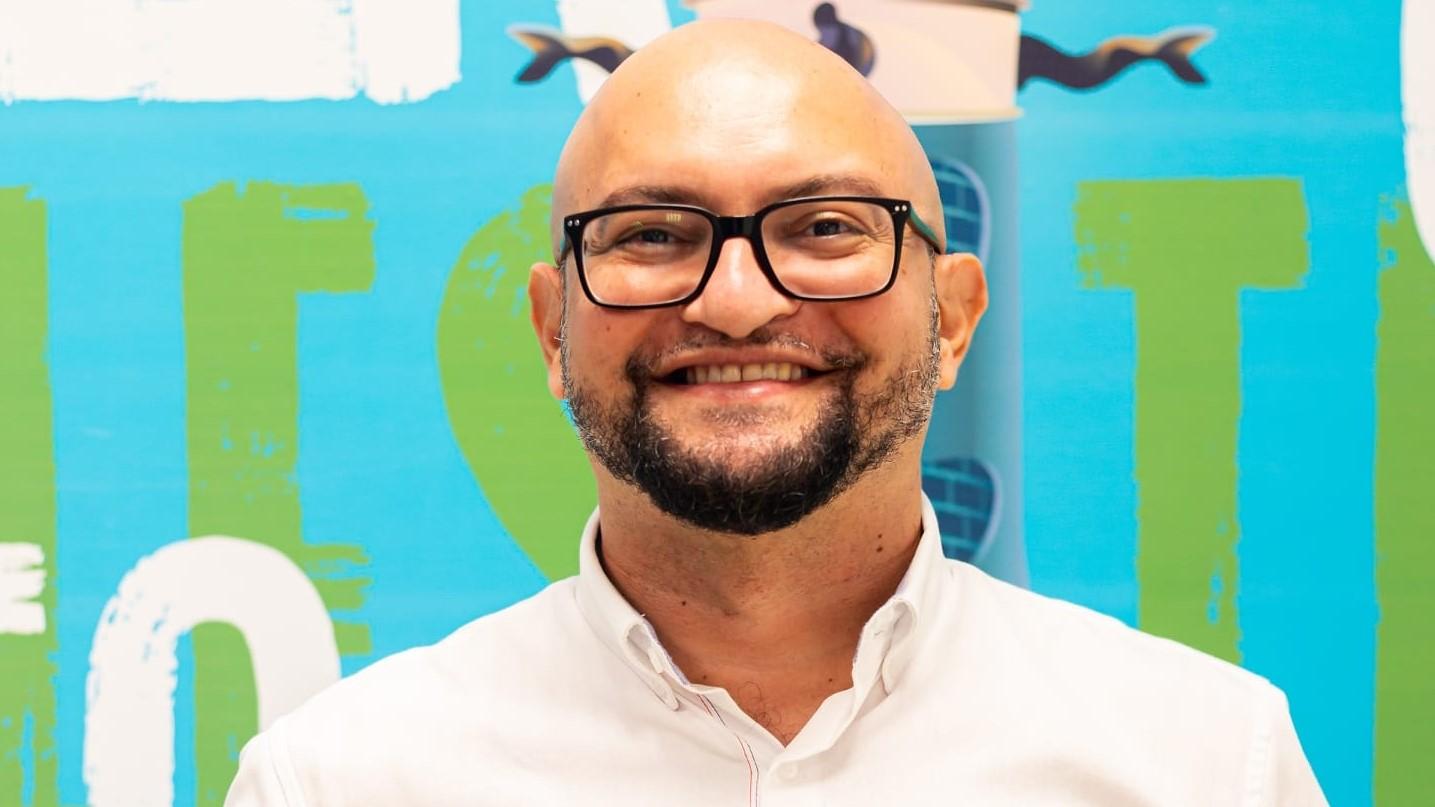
[906,207,946,255]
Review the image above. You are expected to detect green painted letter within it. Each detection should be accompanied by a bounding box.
[0,188,58,806]
[437,185,594,580]
[183,182,375,804]
[1075,178,1309,662]
[1373,193,1435,804]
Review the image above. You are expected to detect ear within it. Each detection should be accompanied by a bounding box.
[932,252,988,390]
[528,261,567,400]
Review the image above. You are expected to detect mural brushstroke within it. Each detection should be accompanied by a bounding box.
[1373,193,1435,806]
[438,185,595,580]
[182,182,375,804]
[0,0,461,104]
[1075,178,1309,663]
[0,187,58,807]
[83,537,339,807]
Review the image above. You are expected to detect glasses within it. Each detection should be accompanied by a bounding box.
[559,196,943,310]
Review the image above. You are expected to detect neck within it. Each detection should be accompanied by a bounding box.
[594,463,925,744]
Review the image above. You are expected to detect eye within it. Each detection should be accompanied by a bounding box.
[611,219,695,248]
[810,219,847,237]
[612,226,690,252]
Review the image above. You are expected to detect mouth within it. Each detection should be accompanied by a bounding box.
[658,361,829,386]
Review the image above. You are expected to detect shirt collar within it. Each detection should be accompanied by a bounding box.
[871,493,947,692]
[573,509,683,709]
[574,495,951,706]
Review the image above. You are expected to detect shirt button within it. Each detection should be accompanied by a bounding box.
[777,763,801,782]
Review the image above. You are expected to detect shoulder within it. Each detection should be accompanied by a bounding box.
[228,579,596,806]
[918,563,1328,802]
[947,559,1271,698]
[299,577,586,716]
[904,562,1325,803]
[943,562,1290,769]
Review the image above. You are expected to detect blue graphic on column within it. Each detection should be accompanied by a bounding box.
[921,457,998,562]
[929,156,990,263]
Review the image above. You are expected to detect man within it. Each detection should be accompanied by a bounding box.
[227,19,1326,805]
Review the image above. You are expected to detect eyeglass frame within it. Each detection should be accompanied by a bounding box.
[557,195,945,310]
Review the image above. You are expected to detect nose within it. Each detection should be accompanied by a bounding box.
[680,237,800,338]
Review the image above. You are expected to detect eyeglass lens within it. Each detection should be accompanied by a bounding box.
[579,200,899,307]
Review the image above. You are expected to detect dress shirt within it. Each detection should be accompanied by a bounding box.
[226,497,1327,806]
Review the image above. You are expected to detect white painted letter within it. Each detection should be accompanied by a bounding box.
[0,542,45,634]
[0,0,459,104]
[1405,0,1435,255]
[84,536,340,807]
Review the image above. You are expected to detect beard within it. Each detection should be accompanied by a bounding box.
[563,305,940,536]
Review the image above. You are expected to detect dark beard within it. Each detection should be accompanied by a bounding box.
[564,320,938,536]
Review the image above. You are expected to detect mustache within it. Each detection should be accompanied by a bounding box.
[622,328,869,384]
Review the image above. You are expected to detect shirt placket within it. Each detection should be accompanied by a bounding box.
[623,623,778,805]
[615,595,920,805]
[709,605,914,805]
[756,606,907,801]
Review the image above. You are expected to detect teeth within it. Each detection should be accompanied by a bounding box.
[680,362,812,384]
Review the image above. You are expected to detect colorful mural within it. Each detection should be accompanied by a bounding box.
[0,1,1425,805]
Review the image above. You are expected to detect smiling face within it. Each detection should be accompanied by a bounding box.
[530,20,987,535]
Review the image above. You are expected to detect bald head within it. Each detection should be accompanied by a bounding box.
[550,19,945,254]
[528,19,989,538]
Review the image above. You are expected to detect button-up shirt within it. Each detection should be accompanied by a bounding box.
[227,498,1327,805]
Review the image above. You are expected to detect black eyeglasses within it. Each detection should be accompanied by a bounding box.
[559,195,943,310]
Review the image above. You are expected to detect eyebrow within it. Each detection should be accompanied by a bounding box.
[773,174,888,201]
[596,185,708,208]
[592,173,894,212]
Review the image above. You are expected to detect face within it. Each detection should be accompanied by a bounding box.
[533,39,983,535]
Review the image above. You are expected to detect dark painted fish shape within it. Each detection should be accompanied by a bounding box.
[508,10,1214,96]
[814,2,876,76]
[509,27,633,84]
[1019,28,1213,90]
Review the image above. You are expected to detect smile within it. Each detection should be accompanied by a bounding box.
[677,362,813,385]
[653,347,837,389]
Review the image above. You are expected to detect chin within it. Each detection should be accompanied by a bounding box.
[673,424,816,467]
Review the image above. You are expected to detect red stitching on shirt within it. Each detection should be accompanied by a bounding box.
[699,694,759,807]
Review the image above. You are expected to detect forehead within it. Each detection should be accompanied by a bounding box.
[569,59,911,214]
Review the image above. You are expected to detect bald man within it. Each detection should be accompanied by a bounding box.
[226,20,1326,806]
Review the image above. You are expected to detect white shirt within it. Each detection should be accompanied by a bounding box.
[227,498,1327,806]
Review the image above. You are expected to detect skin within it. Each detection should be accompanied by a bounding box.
[528,19,988,744]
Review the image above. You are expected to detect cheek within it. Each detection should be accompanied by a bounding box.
[832,285,932,365]
[564,307,657,380]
